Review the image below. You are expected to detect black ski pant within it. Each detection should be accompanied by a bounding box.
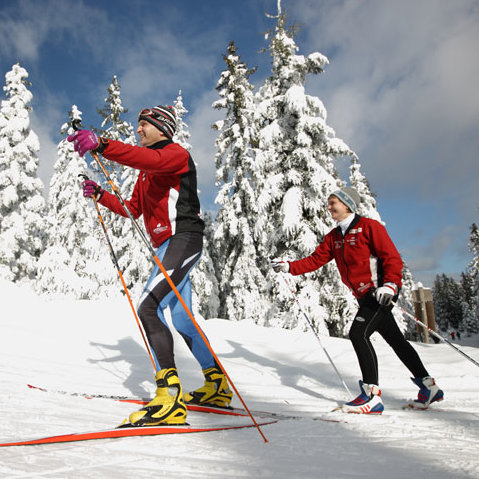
[348,293,429,386]
[137,231,215,371]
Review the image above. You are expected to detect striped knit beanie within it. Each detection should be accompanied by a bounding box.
[329,187,361,213]
[138,105,177,139]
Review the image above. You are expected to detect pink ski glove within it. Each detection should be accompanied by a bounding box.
[67,129,100,157]
[82,179,103,200]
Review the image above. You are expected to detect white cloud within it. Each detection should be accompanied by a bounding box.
[291,0,479,192]
[0,1,111,62]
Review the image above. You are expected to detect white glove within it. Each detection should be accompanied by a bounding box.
[375,283,397,306]
[270,259,290,273]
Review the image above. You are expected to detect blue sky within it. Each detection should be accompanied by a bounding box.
[1,0,478,287]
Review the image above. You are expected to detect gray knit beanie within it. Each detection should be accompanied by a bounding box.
[329,187,361,213]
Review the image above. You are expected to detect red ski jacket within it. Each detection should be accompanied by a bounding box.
[289,215,403,298]
[98,139,204,247]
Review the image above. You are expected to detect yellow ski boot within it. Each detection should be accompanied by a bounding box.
[128,368,187,426]
[184,367,233,408]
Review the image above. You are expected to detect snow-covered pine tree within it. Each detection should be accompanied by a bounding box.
[348,156,381,221]
[349,157,412,331]
[398,262,418,338]
[463,222,479,334]
[253,7,356,335]
[212,41,269,322]
[0,63,46,282]
[173,91,192,151]
[171,91,220,317]
[460,271,477,335]
[94,75,150,299]
[36,106,114,298]
[191,212,220,318]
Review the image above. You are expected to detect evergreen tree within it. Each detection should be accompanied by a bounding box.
[433,274,462,332]
[213,41,268,322]
[37,106,114,298]
[94,75,149,299]
[397,262,418,336]
[171,91,219,317]
[0,63,46,282]
[191,212,220,318]
[348,157,381,221]
[253,8,356,335]
[464,222,479,334]
[460,271,477,335]
[173,91,192,151]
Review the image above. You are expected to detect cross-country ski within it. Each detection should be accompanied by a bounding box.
[0,419,277,448]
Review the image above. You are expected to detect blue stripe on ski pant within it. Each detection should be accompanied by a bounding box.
[137,232,215,371]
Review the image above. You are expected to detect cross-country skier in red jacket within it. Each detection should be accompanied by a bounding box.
[68,106,232,426]
[271,187,444,413]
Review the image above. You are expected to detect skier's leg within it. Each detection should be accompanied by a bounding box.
[137,239,176,370]
[375,307,444,407]
[164,245,232,407]
[169,276,216,370]
[137,232,202,370]
[375,307,429,378]
[348,295,384,385]
[344,295,386,414]
[130,233,202,425]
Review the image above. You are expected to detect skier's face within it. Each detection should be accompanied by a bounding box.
[137,120,167,146]
[328,196,352,222]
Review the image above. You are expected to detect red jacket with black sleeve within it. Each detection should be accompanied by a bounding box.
[289,215,403,298]
[98,139,204,247]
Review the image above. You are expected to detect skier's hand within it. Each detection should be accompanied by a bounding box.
[375,283,397,306]
[82,179,103,201]
[270,259,290,273]
[67,129,100,157]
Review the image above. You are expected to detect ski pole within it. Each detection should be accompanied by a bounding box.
[72,122,268,443]
[79,174,157,373]
[397,305,479,369]
[279,272,352,397]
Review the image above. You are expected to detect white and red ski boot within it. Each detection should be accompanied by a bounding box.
[405,376,444,409]
[340,380,384,414]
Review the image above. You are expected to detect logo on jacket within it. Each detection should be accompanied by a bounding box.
[334,240,344,249]
[153,223,169,234]
[346,228,362,246]
[347,236,357,246]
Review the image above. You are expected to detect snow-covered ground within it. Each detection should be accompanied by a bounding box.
[0,279,478,478]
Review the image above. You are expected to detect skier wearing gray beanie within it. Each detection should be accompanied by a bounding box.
[329,187,361,213]
[271,186,443,414]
